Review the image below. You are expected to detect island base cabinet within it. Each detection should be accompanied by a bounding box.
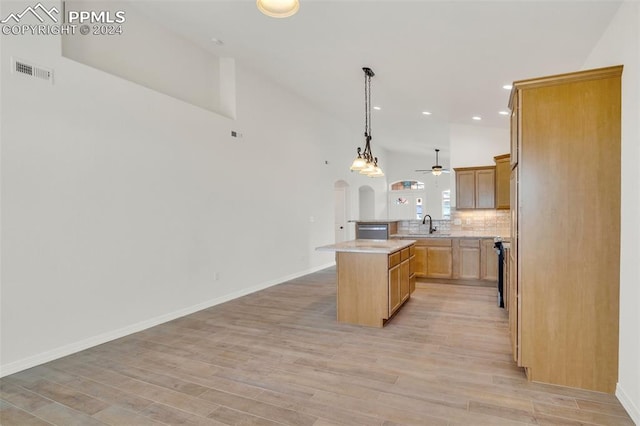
[335,244,415,328]
[388,264,402,315]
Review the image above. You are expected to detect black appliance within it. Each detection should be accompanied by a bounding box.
[494,239,505,308]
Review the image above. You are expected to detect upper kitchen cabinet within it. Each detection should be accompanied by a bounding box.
[454,166,495,209]
[508,65,622,393]
[494,154,510,209]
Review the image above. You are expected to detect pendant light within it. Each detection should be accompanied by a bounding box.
[257,0,299,18]
[350,67,383,177]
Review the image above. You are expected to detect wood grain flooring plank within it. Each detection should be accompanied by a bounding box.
[0,381,55,413]
[91,405,165,425]
[140,402,228,425]
[18,379,109,415]
[30,402,108,425]
[0,400,53,426]
[199,388,317,426]
[533,401,635,425]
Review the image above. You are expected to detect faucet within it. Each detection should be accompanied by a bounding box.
[422,214,436,234]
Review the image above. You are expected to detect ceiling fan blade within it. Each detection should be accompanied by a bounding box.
[414,169,431,172]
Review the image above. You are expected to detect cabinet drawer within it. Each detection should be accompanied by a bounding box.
[389,251,401,268]
[417,238,452,247]
[460,239,480,248]
[400,248,410,261]
[409,245,415,256]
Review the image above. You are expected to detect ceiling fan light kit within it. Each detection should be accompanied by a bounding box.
[415,148,450,175]
[257,0,300,18]
[350,67,384,178]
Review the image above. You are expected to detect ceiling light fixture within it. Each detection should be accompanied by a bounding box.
[257,0,299,18]
[499,111,509,116]
[422,111,432,115]
[415,148,451,176]
[373,106,381,110]
[350,67,383,178]
[472,116,482,121]
[503,84,513,90]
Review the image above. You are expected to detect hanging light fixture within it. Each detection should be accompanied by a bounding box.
[257,0,300,18]
[350,67,384,177]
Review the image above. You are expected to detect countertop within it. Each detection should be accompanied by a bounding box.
[316,239,416,254]
[391,232,510,240]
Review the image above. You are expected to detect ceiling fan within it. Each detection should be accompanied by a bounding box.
[415,148,451,175]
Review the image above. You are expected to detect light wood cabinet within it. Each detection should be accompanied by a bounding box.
[414,239,452,279]
[480,239,498,281]
[414,246,427,277]
[454,166,495,209]
[416,238,497,283]
[457,239,480,280]
[389,247,414,316]
[508,65,622,393]
[494,154,510,209]
[388,263,402,315]
[335,243,415,328]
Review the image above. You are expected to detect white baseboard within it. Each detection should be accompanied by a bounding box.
[0,262,335,378]
[617,382,640,425]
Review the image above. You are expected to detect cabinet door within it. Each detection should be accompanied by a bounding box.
[456,170,476,209]
[510,90,519,168]
[459,240,480,280]
[426,247,452,279]
[495,156,511,209]
[480,239,498,281]
[414,246,428,277]
[400,259,410,303]
[476,169,496,209]
[389,264,401,315]
[510,166,520,365]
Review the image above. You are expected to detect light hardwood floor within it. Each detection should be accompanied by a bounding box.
[0,267,633,425]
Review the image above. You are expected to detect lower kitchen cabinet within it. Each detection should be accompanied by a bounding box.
[480,239,498,281]
[414,239,452,279]
[457,239,480,280]
[388,246,415,317]
[333,242,415,328]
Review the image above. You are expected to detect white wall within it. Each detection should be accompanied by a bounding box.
[61,1,227,116]
[385,150,452,220]
[583,1,640,422]
[0,0,386,375]
[449,124,510,207]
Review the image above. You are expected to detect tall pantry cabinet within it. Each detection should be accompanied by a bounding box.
[508,65,622,393]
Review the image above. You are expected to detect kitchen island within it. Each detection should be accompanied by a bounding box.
[317,239,415,327]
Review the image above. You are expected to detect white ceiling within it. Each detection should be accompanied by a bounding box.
[137,0,621,158]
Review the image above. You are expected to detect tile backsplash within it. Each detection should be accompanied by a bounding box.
[450,209,510,235]
[397,209,510,236]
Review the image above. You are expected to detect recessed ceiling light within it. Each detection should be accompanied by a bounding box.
[373,106,381,110]
[422,111,432,115]
[503,84,512,90]
[211,38,224,45]
[499,111,510,116]
[472,116,482,121]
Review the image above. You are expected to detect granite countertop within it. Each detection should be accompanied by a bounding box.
[316,239,416,254]
[391,232,511,240]
[347,220,398,223]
